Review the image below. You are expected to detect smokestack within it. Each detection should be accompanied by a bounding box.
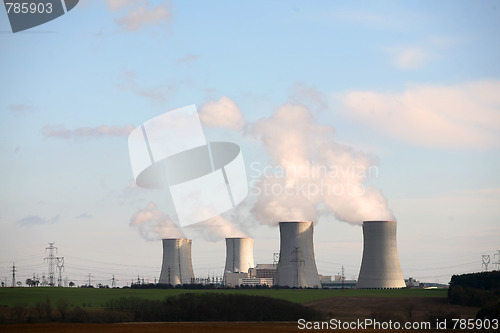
[158,238,194,285]
[356,221,405,289]
[275,221,321,288]
[224,237,255,274]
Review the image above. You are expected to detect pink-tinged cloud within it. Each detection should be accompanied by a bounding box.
[199,96,245,131]
[339,80,500,149]
[107,0,172,31]
[250,103,394,225]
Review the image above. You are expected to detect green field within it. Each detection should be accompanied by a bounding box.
[0,287,447,308]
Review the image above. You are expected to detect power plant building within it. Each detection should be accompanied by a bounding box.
[275,221,321,288]
[224,272,249,287]
[356,221,406,289]
[240,277,274,286]
[249,264,277,280]
[159,238,195,285]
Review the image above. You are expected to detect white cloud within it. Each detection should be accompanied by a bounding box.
[199,96,245,131]
[385,45,431,70]
[42,124,134,139]
[105,0,172,31]
[339,80,500,149]
[17,215,59,226]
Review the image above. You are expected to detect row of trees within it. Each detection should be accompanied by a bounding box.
[24,278,76,288]
[448,271,500,319]
[0,293,323,324]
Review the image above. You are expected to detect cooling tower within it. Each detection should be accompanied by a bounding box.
[275,221,321,288]
[356,221,406,289]
[224,237,255,274]
[158,238,194,285]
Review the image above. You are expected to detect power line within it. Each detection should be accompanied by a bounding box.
[482,254,491,271]
[44,243,64,287]
[87,273,93,287]
[493,250,500,271]
[109,274,118,288]
[57,257,65,287]
[290,247,304,288]
[11,262,16,287]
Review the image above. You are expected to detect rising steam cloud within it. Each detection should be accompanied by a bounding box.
[132,96,394,240]
[186,215,250,242]
[130,202,186,240]
[197,96,394,226]
[250,104,394,225]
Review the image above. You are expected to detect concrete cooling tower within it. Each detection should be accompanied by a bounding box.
[158,238,194,285]
[356,221,406,289]
[224,237,255,274]
[275,221,321,288]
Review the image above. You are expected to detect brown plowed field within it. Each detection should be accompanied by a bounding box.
[0,322,488,332]
[0,297,486,332]
[304,296,480,321]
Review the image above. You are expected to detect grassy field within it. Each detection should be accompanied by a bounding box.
[0,287,447,308]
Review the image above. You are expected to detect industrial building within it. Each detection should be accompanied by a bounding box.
[158,238,195,285]
[320,275,357,289]
[249,264,277,280]
[224,272,249,287]
[240,277,274,286]
[356,221,406,289]
[275,221,321,288]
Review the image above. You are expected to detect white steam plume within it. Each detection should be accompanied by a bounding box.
[250,103,394,225]
[186,215,250,242]
[130,202,186,240]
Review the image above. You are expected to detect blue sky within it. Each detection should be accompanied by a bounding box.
[1,0,499,286]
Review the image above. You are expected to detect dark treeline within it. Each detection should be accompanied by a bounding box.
[448,271,500,319]
[449,271,500,291]
[0,293,322,324]
[106,293,322,322]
